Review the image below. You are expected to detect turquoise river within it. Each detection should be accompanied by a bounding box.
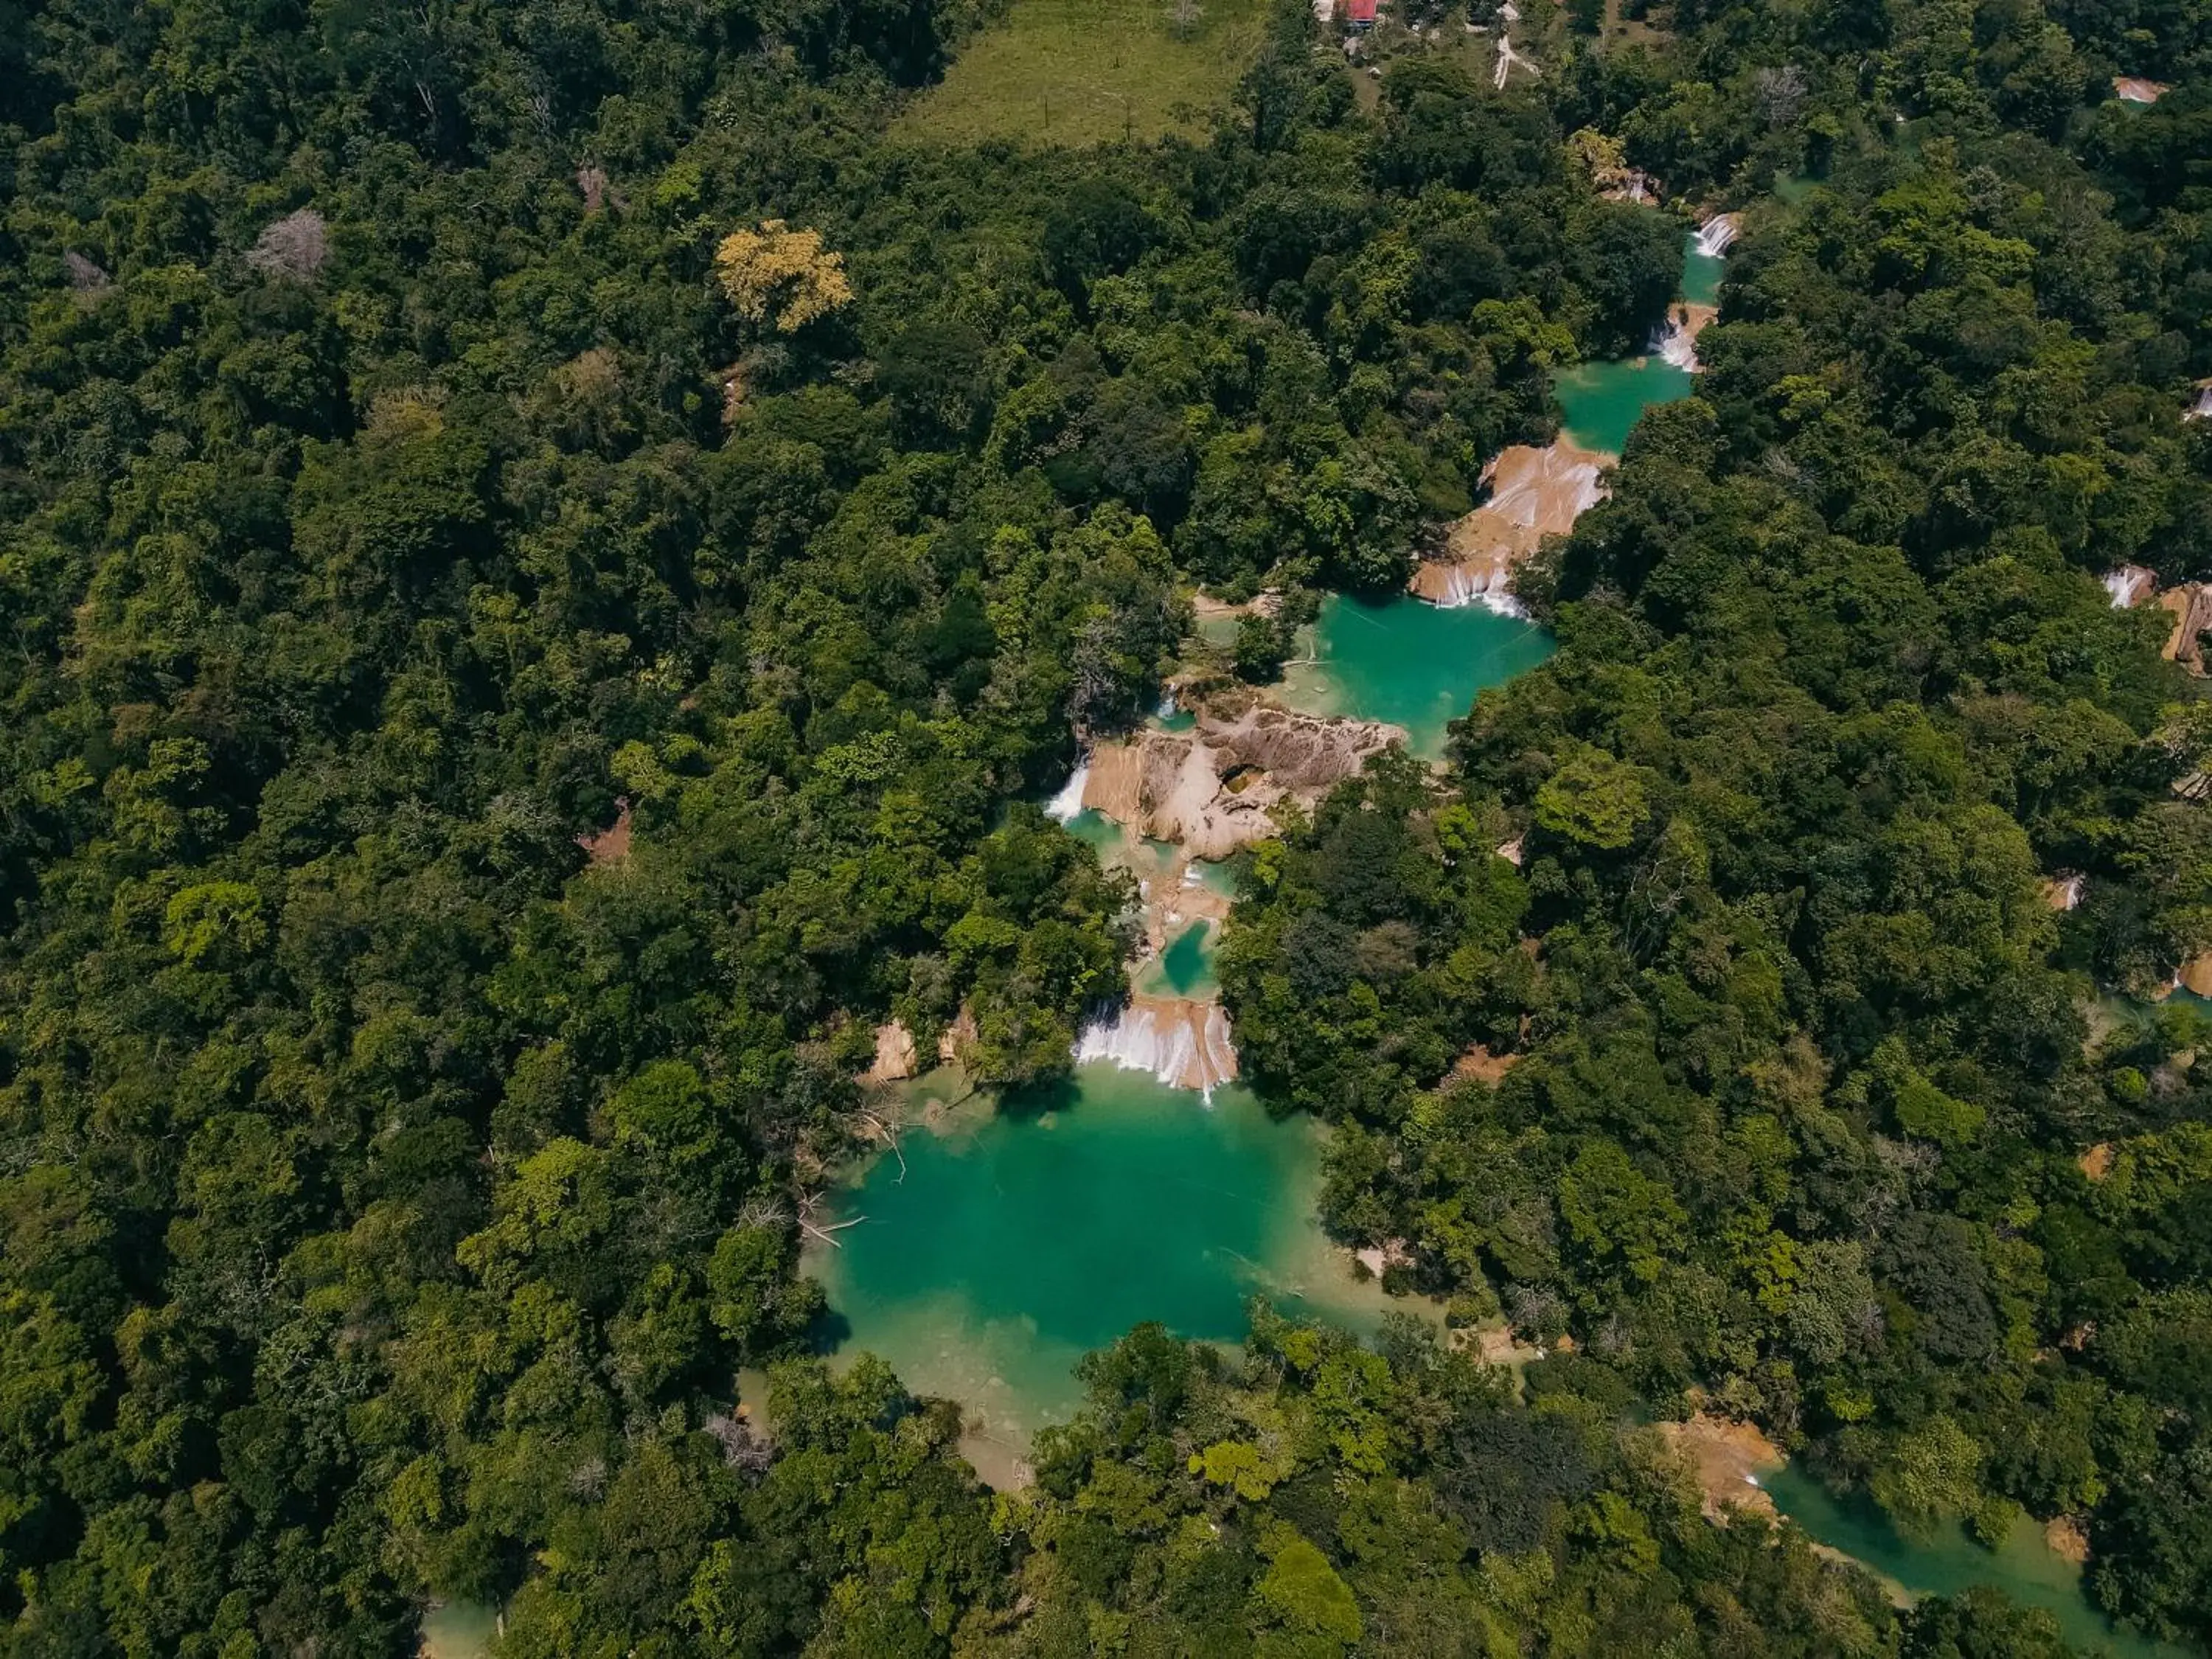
[375,212,2157,1659]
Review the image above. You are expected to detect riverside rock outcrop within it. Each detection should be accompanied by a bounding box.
[2160,583,2212,674]
[1411,440,1610,608]
[1082,700,1399,860]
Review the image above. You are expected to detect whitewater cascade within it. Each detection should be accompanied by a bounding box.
[1649,313,1700,372]
[1044,762,1090,823]
[1426,562,1530,616]
[2188,385,2212,422]
[2103,565,2156,608]
[1075,996,1239,1097]
[1693,213,1739,258]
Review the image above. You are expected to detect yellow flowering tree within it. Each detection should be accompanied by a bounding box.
[712,218,853,332]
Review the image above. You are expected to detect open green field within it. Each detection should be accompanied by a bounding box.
[897,0,1272,147]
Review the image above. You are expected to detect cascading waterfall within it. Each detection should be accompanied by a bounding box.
[1649,313,1700,372]
[1044,761,1090,823]
[2188,385,2212,422]
[1425,563,1529,616]
[1075,998,1238,1097]
[2102,565,2155,608]
[1692,213,1739,257]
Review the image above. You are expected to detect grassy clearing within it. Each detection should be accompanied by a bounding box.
[897,0,1273,147]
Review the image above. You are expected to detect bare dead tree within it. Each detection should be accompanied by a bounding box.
[1754,63,1809,127]
[246,209,330,282]
[796,1191,863,1249]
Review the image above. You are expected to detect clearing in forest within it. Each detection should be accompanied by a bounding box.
[897,0,1273,146]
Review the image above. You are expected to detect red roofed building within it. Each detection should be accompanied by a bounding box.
[1348,0,1377,27]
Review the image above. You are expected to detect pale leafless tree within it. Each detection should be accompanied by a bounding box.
[1754,63,1809,127]
[246,209,330,281]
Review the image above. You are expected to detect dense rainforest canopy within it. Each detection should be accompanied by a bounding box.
[4,0,2212,1654]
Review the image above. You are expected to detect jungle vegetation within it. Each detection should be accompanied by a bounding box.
[2,0,2211,1653]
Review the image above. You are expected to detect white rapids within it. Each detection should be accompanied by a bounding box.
[1649,313,1700,372]
[1692,213,1739,258]
[1074,997,1239,1097]
[1044,762,1090,823]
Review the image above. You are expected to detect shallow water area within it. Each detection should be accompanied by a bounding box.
[811,1065,1411,1439]
[1279,593,1554,761]
[1764,1467,2183,1658]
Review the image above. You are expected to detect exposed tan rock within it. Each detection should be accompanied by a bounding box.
[2114,76,2171,103]
[2158,583,2212,672]
[1192,588,1283,622]
[2078,1142,2114,1183]
[2182,953,2212,998]
[862,1020,918,1086]
[1599,170,1662,204]
[938,1006,978,1063]
[1410,440,1610,607]
[1657,1412,1785,1523]
[1495,836,1524,866]
[1082,702,1399,861]
[1463,1325,1543,1367]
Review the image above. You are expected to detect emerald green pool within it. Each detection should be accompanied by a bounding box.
[1764,1466,2184,1658]
[1281,593,1555,761]
[813,1066,1402,1437]
[1554,355,1697,455]
[1140,919,1219,998]
[1680,248,1724,308]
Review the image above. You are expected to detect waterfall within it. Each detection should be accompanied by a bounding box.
[1649,313,1700,372]
[2102,566,2154,608]
[2188,386,2212,422]
[1422,562,1528,617]
[1156,691,1179,720]
[1692,214,1739,258]
[1044,762,1090,823]
[1075,998,1237,1096]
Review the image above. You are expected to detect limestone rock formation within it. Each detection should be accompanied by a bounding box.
[2159,583,2212,673]
[1410,440,1609,608]
[1082,701,1399,860]
[1076,995,1239,1093]
[863,1020,918,1085]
